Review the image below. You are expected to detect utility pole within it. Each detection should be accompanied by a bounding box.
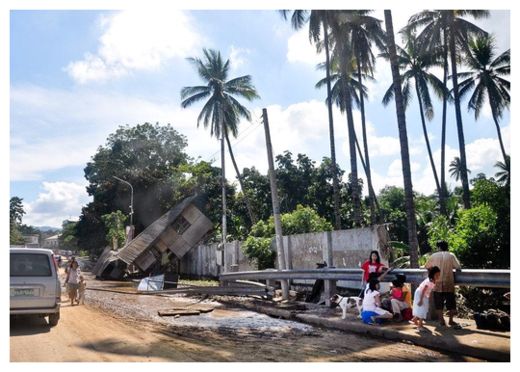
[220,119,227,249]
[262,108,289,301]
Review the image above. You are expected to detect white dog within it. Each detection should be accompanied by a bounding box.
[330,294,363,319]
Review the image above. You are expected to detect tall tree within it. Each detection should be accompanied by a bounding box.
[337,10,385,224]
[320,18,363,226]
[181,49,260,242]
[381,30,447,205]
[383,10,419,267]
[457,35,510,164]
[10,196,26,245]
[280,10,342,230]
[407,10,489,209]
[76,123,190,254]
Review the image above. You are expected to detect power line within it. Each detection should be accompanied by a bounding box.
[204,115,264,162]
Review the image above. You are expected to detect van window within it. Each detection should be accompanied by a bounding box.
[10,253,52,277]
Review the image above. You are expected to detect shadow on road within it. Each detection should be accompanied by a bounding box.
[10,315,51,336]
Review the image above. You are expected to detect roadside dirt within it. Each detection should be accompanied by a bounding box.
[10,266,480,362]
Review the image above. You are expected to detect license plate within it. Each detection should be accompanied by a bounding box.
[10,288,39,297]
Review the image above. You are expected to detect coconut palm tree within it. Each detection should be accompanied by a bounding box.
[316,57,382,221]
[495,155,510,187]
[334,10,386,224]
[181,49,260,242]
[327,17,363,227]
[456,35,510,164]
[383,10,420,268]
[280,10,342,230]
[449,156,471,181]
[381,30,447,205]
[406,10,489,210]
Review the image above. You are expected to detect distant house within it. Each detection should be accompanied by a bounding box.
[92,194,213,279]
[23,234,40,248]
[43,234,60,249]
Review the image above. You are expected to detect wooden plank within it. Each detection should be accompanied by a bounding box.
[158,310,201,317]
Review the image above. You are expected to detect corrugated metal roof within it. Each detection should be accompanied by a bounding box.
[116,195,202,265]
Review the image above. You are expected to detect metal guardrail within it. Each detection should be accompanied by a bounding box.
[220,268,510,288]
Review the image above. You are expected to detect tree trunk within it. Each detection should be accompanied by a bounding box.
[354,133,382,218]
[220,122,227,245]
[384,10,419,268]
[439,30,449,216]
[449,27,471,209]
[356,53,377,225]
[224,132,257,224]
[323,19,342,231]
[491,109,508,165]
[415,80,442,197]
[344,88,362,227]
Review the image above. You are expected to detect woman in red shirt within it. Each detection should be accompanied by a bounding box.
[359,250,387,298]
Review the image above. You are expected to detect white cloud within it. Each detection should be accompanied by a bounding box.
[286,28,323,65]
[23,182,91,228]
[229,45,251,72]
[65,10,202,83]
[10,84,204,181]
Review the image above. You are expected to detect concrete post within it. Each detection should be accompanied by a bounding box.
[323,231,336,306]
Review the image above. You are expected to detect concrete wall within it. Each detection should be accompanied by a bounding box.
[179,225,391,289]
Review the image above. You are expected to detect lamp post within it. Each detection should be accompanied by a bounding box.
[113,176,134,228]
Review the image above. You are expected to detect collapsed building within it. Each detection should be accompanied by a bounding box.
[92,194,213,280]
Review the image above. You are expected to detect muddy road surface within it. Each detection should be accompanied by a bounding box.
[10,297,478,362]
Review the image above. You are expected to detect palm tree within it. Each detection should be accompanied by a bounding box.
[406,10,489,210]
[280,10,342,230]
[381,30,447,205]
[457,35,510,164]
[328,17,363,226]
[335,10,386,224]
[383,10,420,268]
[449,156,471,181]
[495,155,510,187]
[316,60,383,223]
[181,49,260,242]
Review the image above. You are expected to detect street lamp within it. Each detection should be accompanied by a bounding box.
[113,176,134,227]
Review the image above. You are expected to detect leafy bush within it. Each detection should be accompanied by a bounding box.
[242,236,276,270]
[101,210,127,249]
[243,205,332,270]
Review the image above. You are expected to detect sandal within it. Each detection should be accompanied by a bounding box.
[451,323,462,330]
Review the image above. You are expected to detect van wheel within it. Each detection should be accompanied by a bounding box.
[48,312,60,326]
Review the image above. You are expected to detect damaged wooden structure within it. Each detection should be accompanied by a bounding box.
[92,195,213,279]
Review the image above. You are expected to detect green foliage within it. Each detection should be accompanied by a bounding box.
[59,220,79,250]
[75,122,190,253]
[427,215,452,250]
[101,211,127,249]
[242,236,276,270]
[10,197,26,245]
[249,205,333,238]
[449,205,502,268]
[243,205,332,269]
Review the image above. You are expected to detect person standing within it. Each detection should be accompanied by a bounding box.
[65,260,81,306]
[425,240,462,328]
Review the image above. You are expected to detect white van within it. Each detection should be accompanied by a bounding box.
[10,248,61,326]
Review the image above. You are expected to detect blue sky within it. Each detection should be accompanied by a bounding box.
[9,9,510,228]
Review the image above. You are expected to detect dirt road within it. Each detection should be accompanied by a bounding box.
[10,296,478,362]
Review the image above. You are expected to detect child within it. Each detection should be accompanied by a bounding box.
[390,279,410,321]
[361,278,393,325]
[412,266,441,331]
[78,275,87,305]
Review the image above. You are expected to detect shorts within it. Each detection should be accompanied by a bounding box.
[433,292,456,311]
